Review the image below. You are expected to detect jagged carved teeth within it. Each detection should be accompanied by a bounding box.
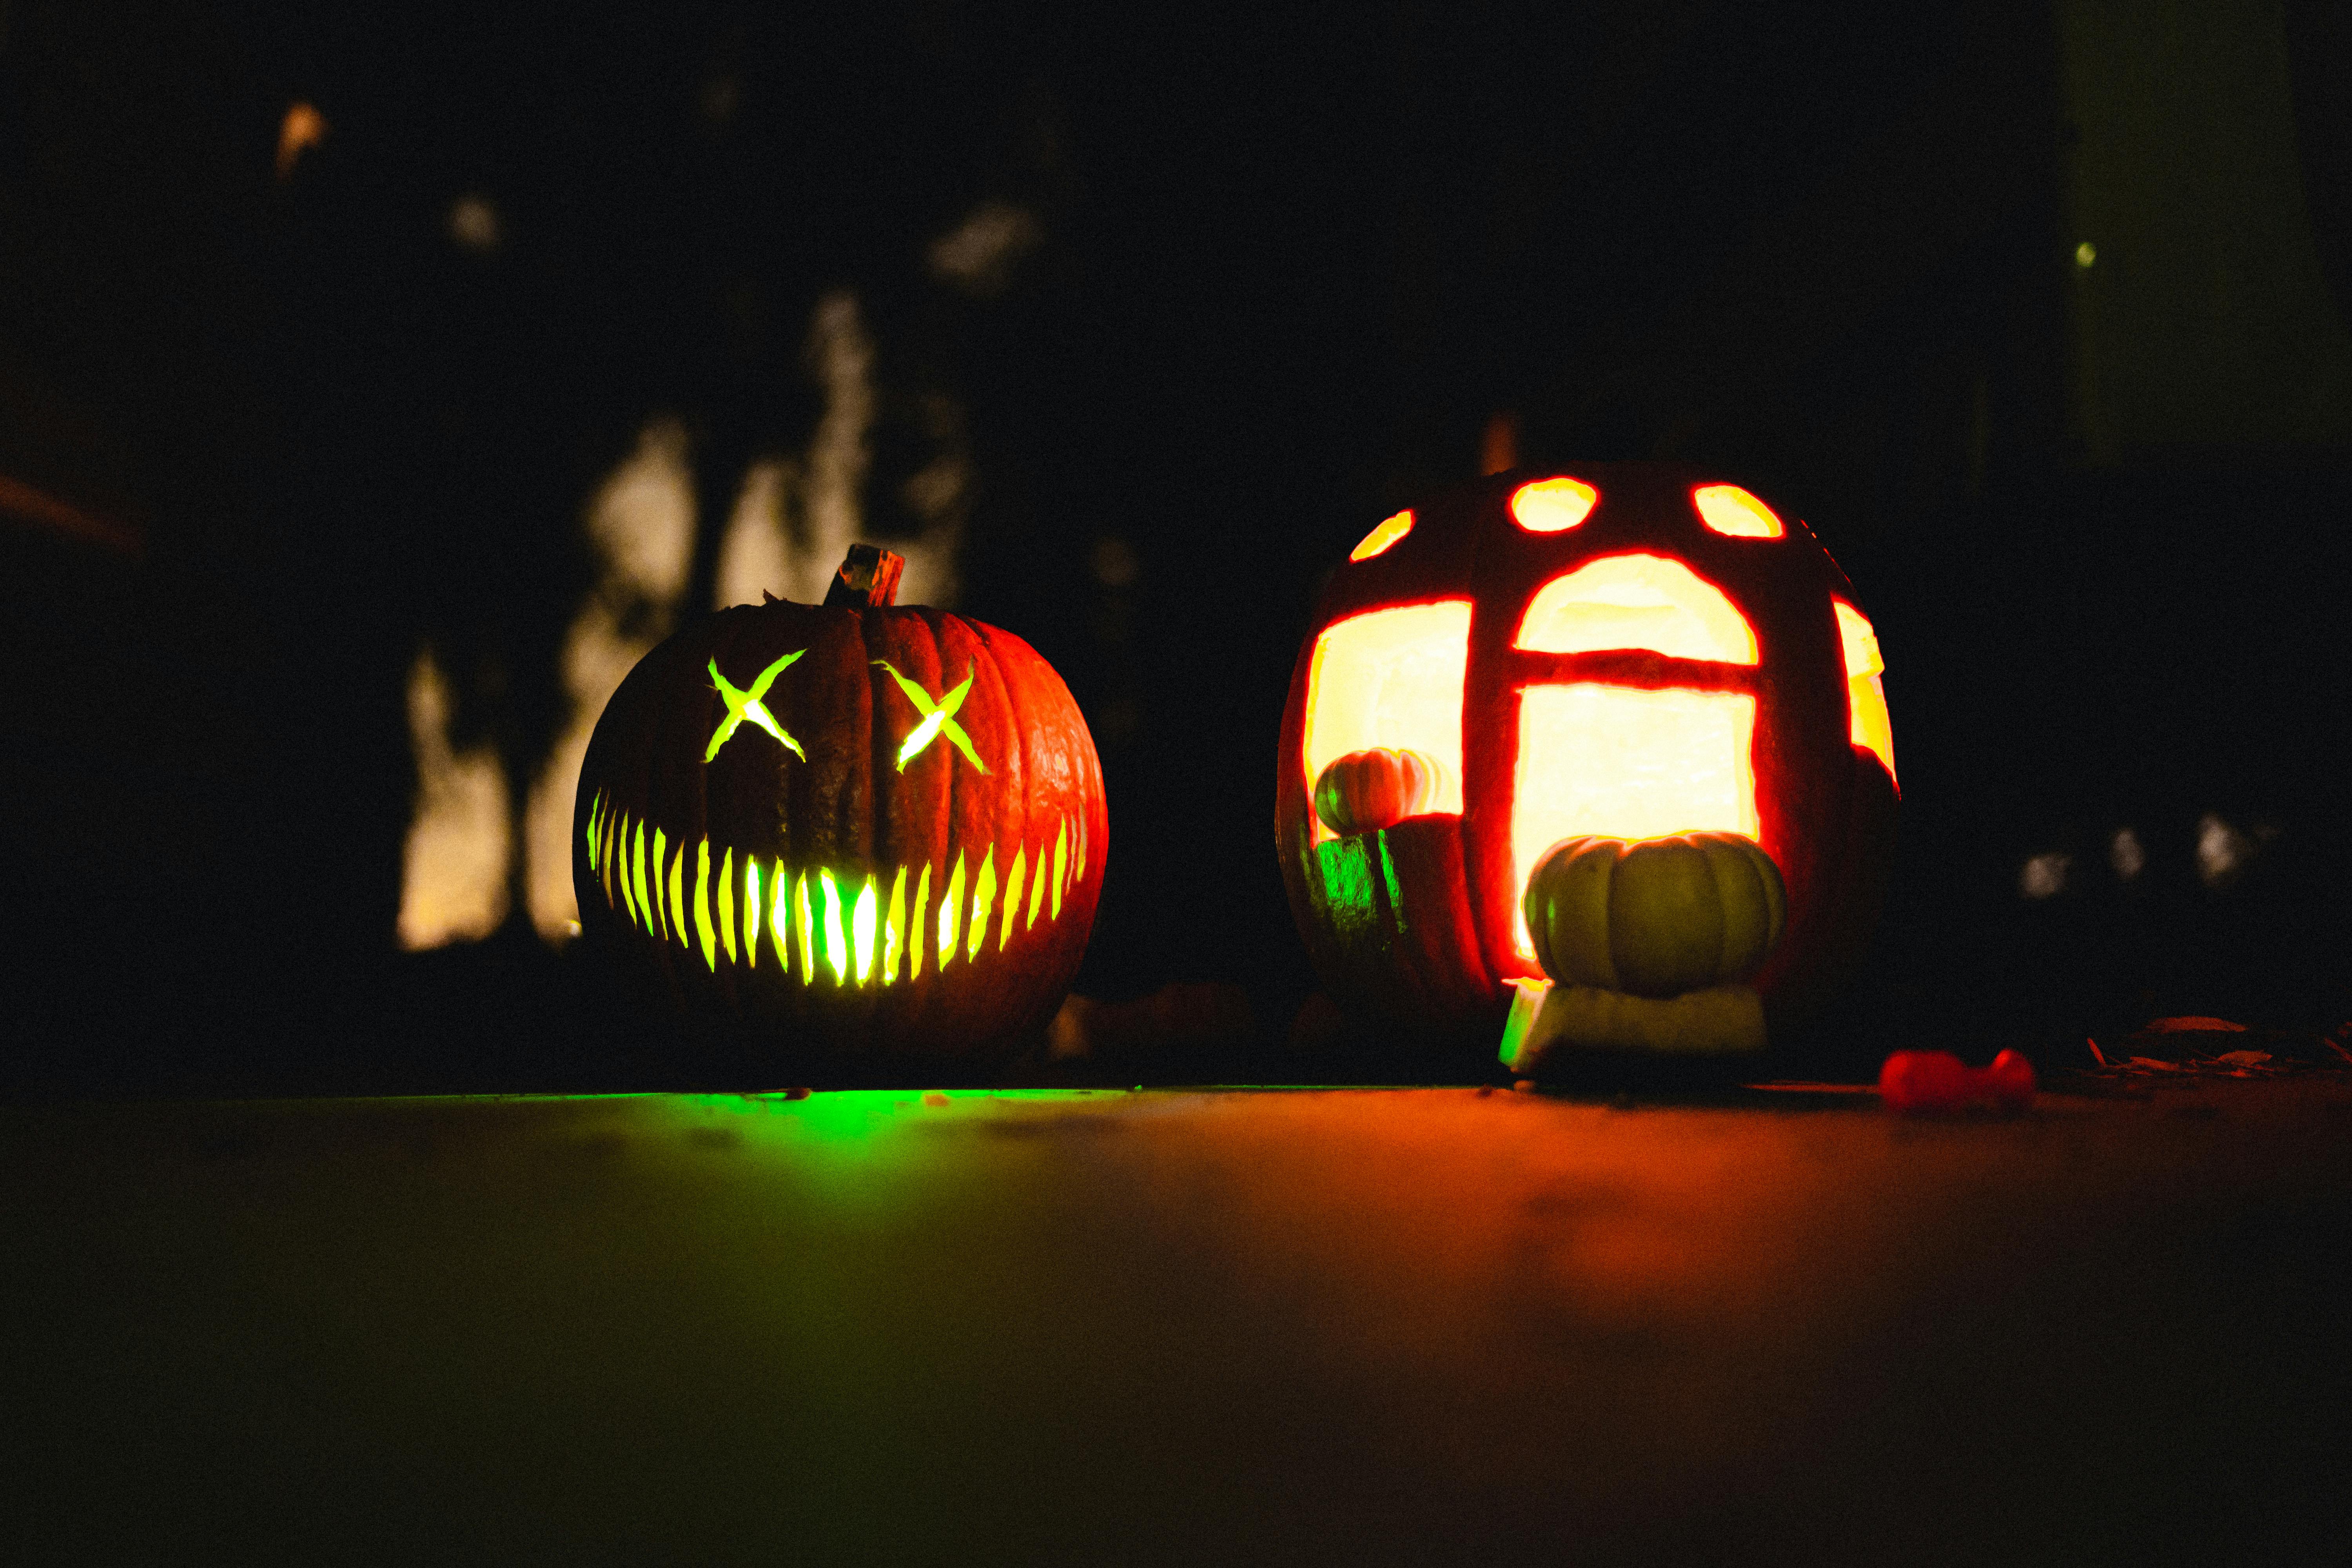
[583,791,1088,987]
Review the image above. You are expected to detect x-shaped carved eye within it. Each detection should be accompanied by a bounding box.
[706,650,808,762]
[874,659,990,773]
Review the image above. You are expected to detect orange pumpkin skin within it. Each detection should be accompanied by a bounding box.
[575,594,1106,1080]
[1274,463,1897,1051]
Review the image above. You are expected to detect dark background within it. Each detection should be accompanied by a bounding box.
[5,0,2350,1095]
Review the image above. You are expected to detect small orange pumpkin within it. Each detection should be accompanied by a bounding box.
[1313,748,1449,836]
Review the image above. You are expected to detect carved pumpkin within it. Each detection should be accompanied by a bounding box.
[575,547,1107,1078]
[1274,463,1897,1053]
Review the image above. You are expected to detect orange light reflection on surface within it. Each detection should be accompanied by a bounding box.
[1833,601,1896,786]
[1510,477,1598,533]
[1691,485,1784,538]
[1349,510,1414,562]
[1302,603,1471,842]
[1510,686,1759,959]
[1514,554,1757,664]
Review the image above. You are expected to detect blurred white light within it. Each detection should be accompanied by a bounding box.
[711,292,963,611]
[2109,827,2145,882]
[449,193,501,252]
[397,645,512,949]
[2020,851,2071,899]
[713,458,798,612]
[523,419,698,942]
[2196,812,2253,887]
[927,201,1040,296]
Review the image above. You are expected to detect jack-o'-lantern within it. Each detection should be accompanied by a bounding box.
[575,546,1107,1080]
[1274,464,1896,1055]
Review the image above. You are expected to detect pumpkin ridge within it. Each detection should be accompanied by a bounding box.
[977,619,1039,951]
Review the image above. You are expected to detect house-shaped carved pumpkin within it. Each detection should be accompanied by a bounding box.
[1275,463,1897,1050]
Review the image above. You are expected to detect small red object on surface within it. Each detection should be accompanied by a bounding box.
[1878,1049,2036,1112]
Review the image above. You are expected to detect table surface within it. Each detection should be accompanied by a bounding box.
[7,1078,2350,1564]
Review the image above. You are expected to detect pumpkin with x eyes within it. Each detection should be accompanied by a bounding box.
[1276,464,1897,1059]
[575,546,1106,1078]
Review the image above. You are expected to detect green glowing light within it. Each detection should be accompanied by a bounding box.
[795,874,815,985]
[939,851,965,970]
[1378,835,1408,936]
[744,856,761,967]
[653,828,671,942]
[968,846,996,962]
[705,650,808,763]
[873,658,990,773]
[1026,835,1048,929]
[1050,820,1067,921]
[601,803,619,904]
[694,838,717,970]
[586,789,601,867]
[912,862,933,979]
[1316,837,1377,932]
[771,862,791,969]
[1497,980,1548,1069]
[853,875,877,983]
[1000,846,1025,951]
[883,866,907,984]
[631,821,650,933]
[719,845,737,965]
[820,869,848,984]
[616,814,638,926]
[668,838,687,949]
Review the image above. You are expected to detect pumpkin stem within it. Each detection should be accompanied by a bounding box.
[824,544,905,608]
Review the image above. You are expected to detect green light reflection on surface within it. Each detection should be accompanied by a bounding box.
[1378,835,1407,936]
[1316,837,1376,931]
[1497,980,1546,1069]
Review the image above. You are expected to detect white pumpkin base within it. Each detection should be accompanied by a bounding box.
[1499,978,1766,1070]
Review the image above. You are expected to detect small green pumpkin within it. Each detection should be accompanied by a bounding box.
[1523,832,1786,999]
